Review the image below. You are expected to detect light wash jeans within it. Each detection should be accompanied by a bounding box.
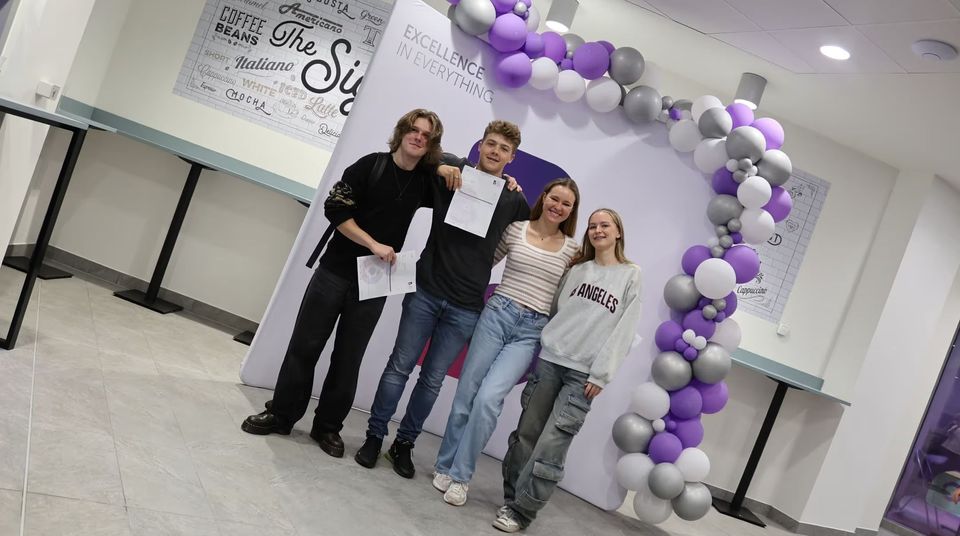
[501,359,592,528]
[434,294,548,483]
[366,288,480,444]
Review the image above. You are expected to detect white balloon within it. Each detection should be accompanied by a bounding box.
[585,78,622,113]
[675,448,711,482]
[630,382,670,420]
[616,453,655,491]
[669,119,702,153]
[694,258,736,299]
[691,95,723,123]
[633,485,673,524]
[710,317,741,352]
[693,138,729,174]
[739,208,775,245]
[652,419,666,433]
[737,175,772,209]
[554,69,586,102]
[528,57,559,90]
[525,5,540,31]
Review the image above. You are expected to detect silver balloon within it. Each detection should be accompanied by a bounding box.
[673,99,692,112]
[623,85,662,124]
[715,225,728,237]
[702,305,717,320]
[710,245,725,258]
[719,235,733,249]
[738,158,752,171]
[452,0,496,35]
[748,165,759,177]
[726,126,767,162]
[712,298,727,311]
[652,352,692,391]
[757,149,793,187]
[663,274,700,313]
[447,3,456,19]
[732,170,747,183]
[609,47,645,86]
[562,33,585,56]
[706,195,744,226]
[693,343,731,384]
[727,218,742,232]
[672,482,712,521]
[649,463,685,500]
[661,96,674,110]
[612,413,655,454]
[697,107,732,139]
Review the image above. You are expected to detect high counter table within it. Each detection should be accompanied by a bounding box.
[712,349,851,527]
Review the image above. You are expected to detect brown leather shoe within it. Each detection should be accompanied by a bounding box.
[310,430,345,458]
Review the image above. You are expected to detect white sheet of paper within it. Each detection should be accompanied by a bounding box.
[356,250,418,301]
[443,166,505,237]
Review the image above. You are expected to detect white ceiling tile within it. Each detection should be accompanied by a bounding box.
[622,0,666,16]
[824,0,960,24]
[859,20,960,73]
[769,26,906,73]
[645,0,760,34]
[712,31,817,72]
[725,0,848,31]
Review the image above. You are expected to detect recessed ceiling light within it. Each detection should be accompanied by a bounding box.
[820,45,850,61]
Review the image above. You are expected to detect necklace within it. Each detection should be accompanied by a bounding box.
[529,222,558,241]
[391,161,414,201]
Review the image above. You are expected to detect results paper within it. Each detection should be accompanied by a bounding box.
[357,251,417,301]
[444,167,505,237]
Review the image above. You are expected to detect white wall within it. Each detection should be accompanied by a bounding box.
[61,0,132,105]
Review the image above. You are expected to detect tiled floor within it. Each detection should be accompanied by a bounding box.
[0,265,888,535]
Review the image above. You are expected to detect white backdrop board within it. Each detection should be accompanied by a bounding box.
[241,0,715,510]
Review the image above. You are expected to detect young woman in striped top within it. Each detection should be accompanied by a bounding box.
[432,178,580,507]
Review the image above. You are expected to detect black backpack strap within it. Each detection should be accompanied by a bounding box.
[306,153,390,269]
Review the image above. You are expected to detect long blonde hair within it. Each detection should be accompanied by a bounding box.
[387,108,444,166]
[571,208,630,266]
[529,178,580,237]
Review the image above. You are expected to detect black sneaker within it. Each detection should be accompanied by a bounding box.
[385,439,415,479]
[241,411,292,435]
[354,436,383,468]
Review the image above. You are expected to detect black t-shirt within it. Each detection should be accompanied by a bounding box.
[417,155,530,311]
[318,152,433,279]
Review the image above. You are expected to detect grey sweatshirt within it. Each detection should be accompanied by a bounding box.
[540,260,643,387]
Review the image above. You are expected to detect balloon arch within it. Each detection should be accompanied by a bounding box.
[448,0,794,524]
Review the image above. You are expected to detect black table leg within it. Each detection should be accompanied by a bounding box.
[233,329,255,346]
[712,378,792,527]
[2,128,87,350]
[114,161,206,314]
[2,255,72,279]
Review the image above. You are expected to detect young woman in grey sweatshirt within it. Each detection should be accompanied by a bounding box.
[494,208,643,533]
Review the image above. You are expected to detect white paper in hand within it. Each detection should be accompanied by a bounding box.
[357,250,417,301]
[444,166,505,237]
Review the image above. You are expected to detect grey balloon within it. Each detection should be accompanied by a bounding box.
[758,149,793,187]
[612,413,654,454]
[748,165,759,177]
[649,463,685,500]
[732,170,747,183]
[451,0,496,36]
[562,33,585,55]
[726,126,767,162]
[663,274,700,313]
[715,225,728,237]
[706,195,744,226]
[609,47,645,86]
[698,107,732,139]
[447,3,456,19]
[710,245,725,258]
[661,96,674,110]
[693,343,732,384]
[738,158,753,171]
[622,85,662,124]
[673,99,692,112]
[712,298,727,311]
[652,352,692,391]
[727,218,742,232]
[702,305,717,320]
[672,482,713,521]
[719,235,733,249]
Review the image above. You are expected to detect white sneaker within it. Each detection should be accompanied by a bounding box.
[432,472,452,492]
[492,510,522,533]
[443,481,469,506]
[496,505,509,517]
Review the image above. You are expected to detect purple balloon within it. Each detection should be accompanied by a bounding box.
[493,51,533,88]
[712,168,739,196]
[752,117,785,150]
[726,102,754,129]
[730,231,743,244]
[572,42,610,80]
[655,320,684,352]
[541,31,566,63]
[696,380,729,414]
[674,417,704,448]
[671,387,702,419]
[519,0,532,7]
[723,245,761,284]
[492,0,516,14]
[698,297,711,308]
[597,40,615,55]
[559,58,573,70]
[764,186,793,223]
[448,0,461,4]
[682,309,716,339]
[665,418,677,432]
[648,432,683,464]
[675,339,690,353]
[669,108,682,121]
[683,347,699,361]
[523,32,544,59]
[681,245,711,276]
[714,312,726,323]
[489,13,528,52]
[724,292,738,315]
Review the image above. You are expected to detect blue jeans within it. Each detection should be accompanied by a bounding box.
[502,359,592,529]
[367,288,480,443]
[435,294,547,483]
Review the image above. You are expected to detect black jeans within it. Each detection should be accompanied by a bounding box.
[270,265,386,434]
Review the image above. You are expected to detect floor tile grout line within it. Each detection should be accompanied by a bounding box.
[19,281,42,536]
